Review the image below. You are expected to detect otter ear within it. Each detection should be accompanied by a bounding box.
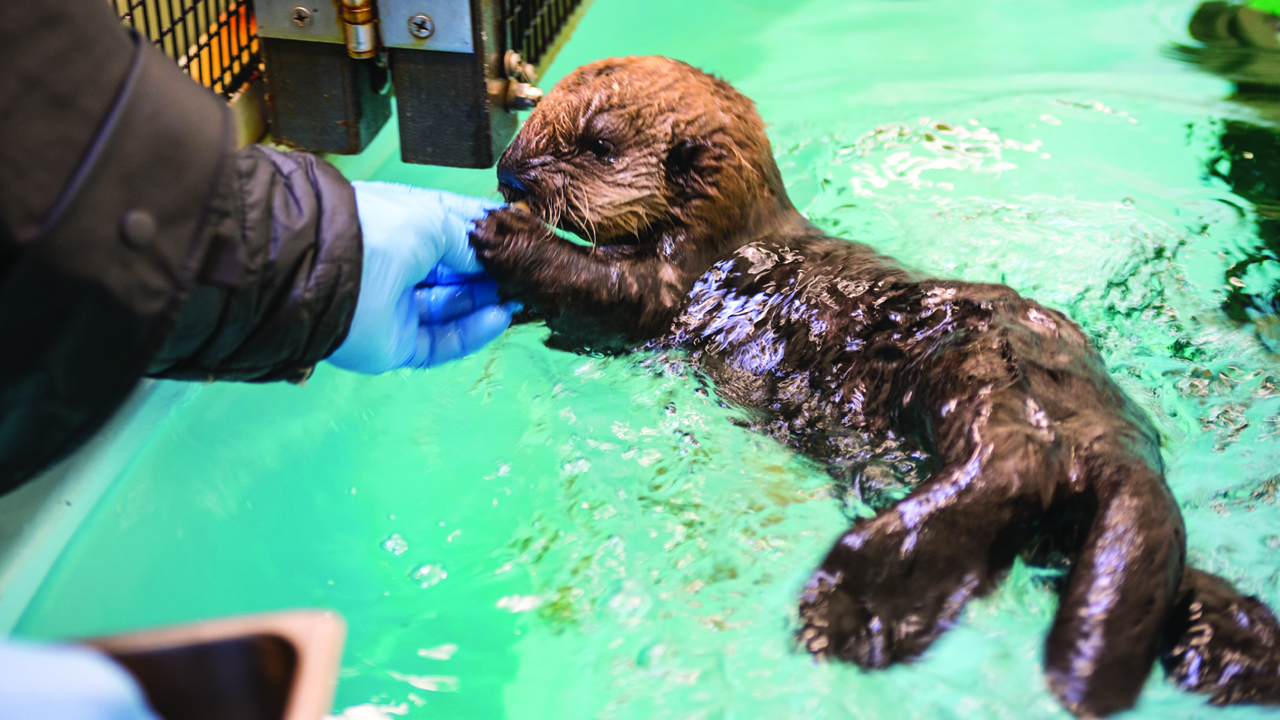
[665,139,705,177]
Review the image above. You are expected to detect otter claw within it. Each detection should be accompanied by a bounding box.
[1210,678,1280,706]
[469,206,553,265]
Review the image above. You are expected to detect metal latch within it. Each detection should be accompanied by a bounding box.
[503,50,543,111]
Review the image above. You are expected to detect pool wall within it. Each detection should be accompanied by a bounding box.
[0,381,197,635]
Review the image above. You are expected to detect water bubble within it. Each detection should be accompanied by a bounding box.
[412,563,448,588]
[381,533,408,555]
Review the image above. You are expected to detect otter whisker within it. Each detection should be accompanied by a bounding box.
[547,191,566,234]
[575,194,600,247]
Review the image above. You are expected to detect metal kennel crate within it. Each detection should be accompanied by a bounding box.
[503,0,586,77]
[113,0,259,98]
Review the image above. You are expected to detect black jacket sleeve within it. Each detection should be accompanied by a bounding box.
[0,0,362,494]
[145,145,362,382]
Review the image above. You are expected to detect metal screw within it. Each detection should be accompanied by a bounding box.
[290,6,312,27]
[408,13,435,39]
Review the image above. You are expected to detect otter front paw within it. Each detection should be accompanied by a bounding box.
[469,205,555,277]
[798,513,993,667]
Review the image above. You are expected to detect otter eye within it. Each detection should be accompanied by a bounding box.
[586,137,616,162]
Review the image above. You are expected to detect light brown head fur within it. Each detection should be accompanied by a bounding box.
[497,56,796,254]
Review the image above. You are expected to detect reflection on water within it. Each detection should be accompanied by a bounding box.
[832,118,1045,196]
[1171,1,1280,350]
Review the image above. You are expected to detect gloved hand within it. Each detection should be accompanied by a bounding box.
[327,182,520,374]
[0,641,160,720]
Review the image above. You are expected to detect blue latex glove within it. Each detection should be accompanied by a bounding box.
[327,182,520,374]
[0,641,160,720]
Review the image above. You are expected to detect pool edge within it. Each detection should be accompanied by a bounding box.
[0,380,200,635]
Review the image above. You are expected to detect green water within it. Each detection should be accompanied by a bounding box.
[16,0,1280,718]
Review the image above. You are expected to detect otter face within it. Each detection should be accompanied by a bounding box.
[497,56,786,251]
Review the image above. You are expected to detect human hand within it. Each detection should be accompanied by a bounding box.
[327,182,520,374]
[0,641,159,720]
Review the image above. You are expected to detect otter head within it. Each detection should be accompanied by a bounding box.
[497,56,794,254]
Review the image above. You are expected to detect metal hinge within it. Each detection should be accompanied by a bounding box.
[340,0,378,58]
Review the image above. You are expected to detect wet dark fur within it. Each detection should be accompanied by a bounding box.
[469,56,1280,715]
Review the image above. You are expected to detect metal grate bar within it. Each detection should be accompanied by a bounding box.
[112,0,260,97]
[504,0,585,71]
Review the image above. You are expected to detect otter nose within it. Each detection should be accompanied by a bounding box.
[497,166,524,190]
[497,166,527,203]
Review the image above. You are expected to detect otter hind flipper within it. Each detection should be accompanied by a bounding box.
[799,387,1071,667]
[797,500,1008,668]
[1161,567,1280,706]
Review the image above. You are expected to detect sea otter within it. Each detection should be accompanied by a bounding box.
[467,56,1280,715]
